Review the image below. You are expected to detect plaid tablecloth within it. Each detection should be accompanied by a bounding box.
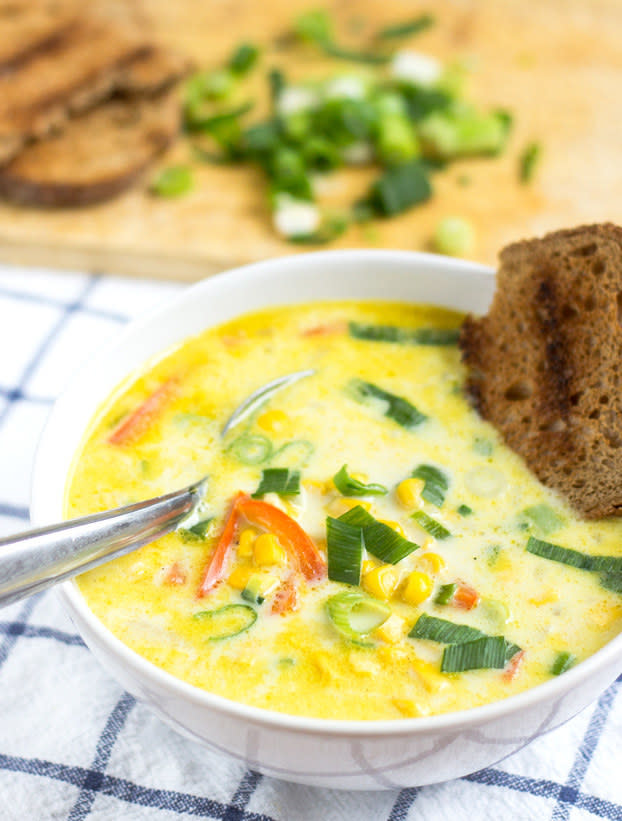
[0,262,620,821]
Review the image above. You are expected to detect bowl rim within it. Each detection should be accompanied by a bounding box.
[32,247,622,737]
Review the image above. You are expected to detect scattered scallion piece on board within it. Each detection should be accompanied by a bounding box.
[376,14,435,40]
[441,635,508,672]
[411,464,449,507]
[326,590,391,641]
[551,651,577,676]
[433,216,475,256]
[411,510,451,539]
[326,517,364,585]
[348,378,427,429]
[193,604,257,641]
[363,160,432,217]
[519,140,542,183]
[252,468,301,498]
[229,43,260,75]
[150,166,194,197]
[339,505,419,564]
[332,465,388,497]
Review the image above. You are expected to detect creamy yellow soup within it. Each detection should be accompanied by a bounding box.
[67,302,622,720]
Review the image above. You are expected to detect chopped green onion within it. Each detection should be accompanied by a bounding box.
[321,42,391,64]
[473,437,493,457]
[294,9,333,44]
[287,214,349,245]
[339,505,419,564]
[480,598,510,628]
[178,517,214,542]
[411,510,451,539]
[375,114,420,166]
[526,537,622,574]
[229,43,260,75]
[376,14,435,39]
[327,516,364,585]
[409,613,484,643]
[434,583,457,605]
[411,464,449,507]
[270,440,315,468]
[457,504,473,517]
[433,217,474,257]
[520,504,564,536]
[150,166,194,197]
[253,467,300,498]
[551,651,576,676]
[600,572,622,594]
[185,101,253,134]
[332,465,388,497]
[441,636,508,672]
[519,141,541,183]
[228,433,273,465]
[326,590,391,641]
[185,69,233,105]
[241,574,278,605]
[268,68,286,103]
[365,159,432,216]
[348,378,427,429]
[303,136,342,171]
[348,322,459,345]
[486,544,502,567]
[193,604,257,641]
[419,108,512,159]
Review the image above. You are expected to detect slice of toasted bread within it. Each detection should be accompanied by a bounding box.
[460,223,622,519]
[117,47,192,96]
[0,90,180,206]
[0,0,80,75]
[0,15,150,165]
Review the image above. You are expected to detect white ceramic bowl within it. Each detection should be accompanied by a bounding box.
[31,251,622,790]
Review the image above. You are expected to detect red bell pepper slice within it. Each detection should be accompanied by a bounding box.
[108,378,177,445]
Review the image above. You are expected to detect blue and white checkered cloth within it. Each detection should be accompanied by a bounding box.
[0,262,620,821]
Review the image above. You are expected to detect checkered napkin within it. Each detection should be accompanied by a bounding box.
[0,262,620,821]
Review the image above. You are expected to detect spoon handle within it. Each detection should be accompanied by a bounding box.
[0,480,206,609]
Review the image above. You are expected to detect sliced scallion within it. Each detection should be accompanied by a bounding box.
[338,505,419,564]
[600,572,622,594]
[376,14,435,40]
[441,636,508,673]
[520,504,564,536]
[326,590,391,641]
[551,651,576,676]
[229,43,260,75]
[526,537,622,574]
[178,517,214,542]
[150,166,194,197]
[348,378,427,429]
[332,465,388,497]
[252,467,301,498]
[411,510,451,539]
[193,604,257,641]
[409,613,484,644]
[411,464,449,507]
[457,504,473,517]
[228,433,273,465]
[348,322,459,345]
[434,583,457,605]
[241,574,278,605]
[185,101,253,134]
[327,517,364,585]
[365,159,432,216]
[519,141,541,184]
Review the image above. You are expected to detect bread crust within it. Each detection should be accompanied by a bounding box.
[460,223,622,519]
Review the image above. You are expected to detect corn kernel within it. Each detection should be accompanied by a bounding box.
[402,570,433,605]
[256,409,289,434]
[528,590,559,606]
[327,497,372,517]
[392,698,423,717]
[411,657,449,693]
[396,478,425,509]
[253,533,287,566]
[361,559,377,575]
[238,528,256,558]
[363,565,402,600]
[377,519,406,538]
[374,613,405,643]
[418,552,446,574]
[228,566,253,590]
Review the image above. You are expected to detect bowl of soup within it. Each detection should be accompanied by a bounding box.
[31,250,622,789]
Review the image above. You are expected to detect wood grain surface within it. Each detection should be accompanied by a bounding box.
[0,0,620,280]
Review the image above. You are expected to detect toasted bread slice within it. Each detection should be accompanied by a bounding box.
[0,90,180,206]
[118,47,192,96]
[460,223,622,519]
[0,15,150,165]
[0,0,80,75]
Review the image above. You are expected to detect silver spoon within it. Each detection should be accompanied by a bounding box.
[0,369,314,609]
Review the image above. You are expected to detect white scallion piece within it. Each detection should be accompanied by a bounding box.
[273,195,321,237]
[391,50,442,87]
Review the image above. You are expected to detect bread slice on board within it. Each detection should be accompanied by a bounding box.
[0,15,150,165]
[460,223,622,519]
[0,0,80,74]
[117,47,192,96]
[0,90,180,207]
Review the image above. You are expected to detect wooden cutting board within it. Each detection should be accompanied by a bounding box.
[0,0,620,281]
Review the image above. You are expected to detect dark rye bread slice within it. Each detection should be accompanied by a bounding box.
[0,90,180,206]
[460,223,622,519]
[0,0,80,75]
[0,15,150,165]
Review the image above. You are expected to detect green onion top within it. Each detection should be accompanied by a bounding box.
[332,465,388,497]
[457,504,473,517]
[348,378,427,429]
[348,322,460,345]
[526,537,622,574]
[339,504,419,564]
[193,604,257,641]
[441,636,508,673]
[551,651,576,676]
[365,159,432,217]
[434,583,457,605]
[229,43,260,75]
[519,141,542,184]
[150,166,194,197]
[409,613,520,662]
[376,14,435,40]
[327,516,364,586]
[411,510,451,539]
[520,505,564,536]
[411,464,449,507]
[252,467,301,498]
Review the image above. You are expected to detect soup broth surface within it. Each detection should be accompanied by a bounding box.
[68,301,622,720]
